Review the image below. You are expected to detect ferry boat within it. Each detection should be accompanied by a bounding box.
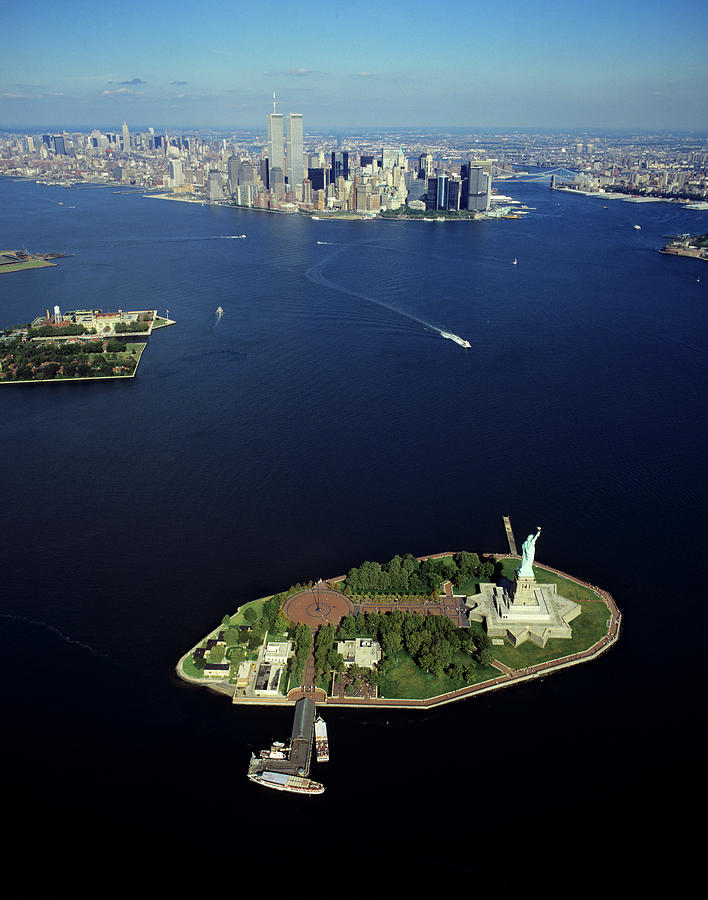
[248,770,325,795]
[440,331,471,349]
[314,716,329,762]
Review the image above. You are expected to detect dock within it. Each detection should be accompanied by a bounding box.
[247,696,315,779]
[502,515,518,555]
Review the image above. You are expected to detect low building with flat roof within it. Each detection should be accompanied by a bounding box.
[203,662,230,677]
[263,641,292,665]
[336,638,382,669]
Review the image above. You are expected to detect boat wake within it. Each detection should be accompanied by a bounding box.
[305,253,470,349]
[1,613,107,658]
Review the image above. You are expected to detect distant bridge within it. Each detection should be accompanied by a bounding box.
[509,167,579,182]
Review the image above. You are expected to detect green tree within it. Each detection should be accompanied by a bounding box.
[209,644,225,664]
[336,615,358,640]
[227,646,246,664]
[243,606,257,624]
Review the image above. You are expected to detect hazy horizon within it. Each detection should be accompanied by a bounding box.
[2,0,706,132]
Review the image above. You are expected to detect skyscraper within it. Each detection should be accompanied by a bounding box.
[121,120,130,152]
[331,150,349,183]
[228,156,241,194]
[286,113,304,188]
[436,172,448,210]
[419,152,434,178]
[466,165,491,212]
[267,106,284,184]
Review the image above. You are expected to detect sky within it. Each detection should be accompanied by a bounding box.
[1,0,707,131]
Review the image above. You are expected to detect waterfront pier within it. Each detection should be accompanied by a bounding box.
[247,696,315,779]
[503,516,518,555]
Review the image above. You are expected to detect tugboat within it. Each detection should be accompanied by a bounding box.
[314,716,329,762]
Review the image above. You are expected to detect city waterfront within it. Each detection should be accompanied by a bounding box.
[1,175,706,895]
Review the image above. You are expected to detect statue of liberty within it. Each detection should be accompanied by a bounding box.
[517,527,541,577]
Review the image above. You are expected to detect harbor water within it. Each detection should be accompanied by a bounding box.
[1,177,705,895]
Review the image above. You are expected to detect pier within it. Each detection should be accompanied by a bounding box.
[503,515,518,555]
[247,697,315,779]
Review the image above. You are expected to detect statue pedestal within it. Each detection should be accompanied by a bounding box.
[513,573,537,606]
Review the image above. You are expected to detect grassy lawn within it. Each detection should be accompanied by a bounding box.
[0,258,55,274]
[229,596,269,626]
[490,600,611,670]
[180,654,207,680]
[379,649,498,700]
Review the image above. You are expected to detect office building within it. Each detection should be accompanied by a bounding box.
[267,112,284,183]
[419,152,434,177]
[228,156,241,194]
[447,178,461,211]
[308,168,328,192]
[168,159,184,189]
[465,164,491,212]
[269,166,285,199]
[207,171,224,200]
[331,150,349,183]
[121,121,130,152]
[436,172,448,210]
[286,113,304,188]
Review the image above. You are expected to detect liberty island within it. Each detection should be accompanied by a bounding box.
[177,519,620,790]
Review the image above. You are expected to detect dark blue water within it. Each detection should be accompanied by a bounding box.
[2,179,705,896]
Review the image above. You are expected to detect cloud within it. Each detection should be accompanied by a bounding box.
[171,80,188,85]
[102,87,144,96]
[117,77,147,85]
[358,72,375,77]
[263,68,322,78]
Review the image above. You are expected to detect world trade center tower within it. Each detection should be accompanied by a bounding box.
[286,113,304,189]
[267,111,284,184]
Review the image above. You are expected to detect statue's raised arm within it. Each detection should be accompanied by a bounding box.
[517,526,541,577]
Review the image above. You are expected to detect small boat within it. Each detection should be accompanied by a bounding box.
[633,224,641,230]
[440,331,471,349]
[215,306,223,318]
[512,258,517,265]
[248,770,325,795]
[314,716,329,762]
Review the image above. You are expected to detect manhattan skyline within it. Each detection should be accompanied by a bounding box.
[1,0,707,131]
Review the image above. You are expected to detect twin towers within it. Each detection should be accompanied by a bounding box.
[267,97,304,191]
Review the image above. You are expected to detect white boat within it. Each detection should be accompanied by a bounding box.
[248,770,325,795]
[314,716,329,762]
[512,258,517,265]
[633,224,641,230]
[440,331,471,349]
[215,306,223,316]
